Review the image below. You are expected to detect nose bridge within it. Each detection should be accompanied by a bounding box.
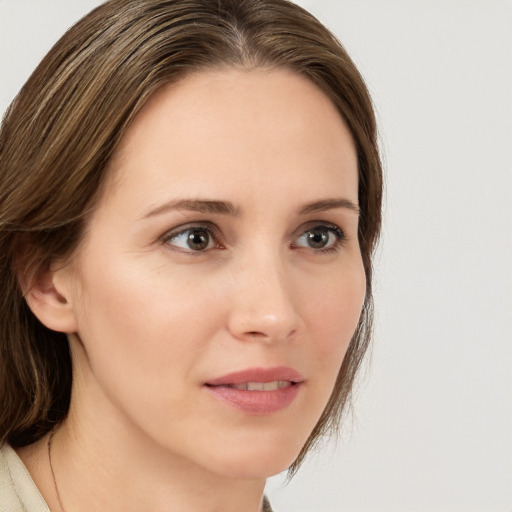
[227,242,299,342]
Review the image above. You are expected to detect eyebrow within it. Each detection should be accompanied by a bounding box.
[141,196,359,220]
[141,199,241,219]
[299,198,360,215]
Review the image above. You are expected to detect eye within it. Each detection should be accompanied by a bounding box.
[294,224,344,252]
[163,225,218,252]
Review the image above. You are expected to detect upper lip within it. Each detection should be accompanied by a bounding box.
[205,366,305,386]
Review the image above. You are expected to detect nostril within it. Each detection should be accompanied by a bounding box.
[244,329,297,340]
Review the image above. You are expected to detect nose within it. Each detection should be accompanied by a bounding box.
[226,250,301,344]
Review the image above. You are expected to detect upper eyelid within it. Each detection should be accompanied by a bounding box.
[161,222,222,245]
[163,221,219,236]
[162,220,344,235]
[295,223,345,242]
[295,220,345,236]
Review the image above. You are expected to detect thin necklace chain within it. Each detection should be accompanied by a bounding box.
[48,428,66,512]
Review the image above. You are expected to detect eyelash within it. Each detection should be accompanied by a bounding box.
[160,221,346,255]
[161,222,223,254]
[293,223,346,254]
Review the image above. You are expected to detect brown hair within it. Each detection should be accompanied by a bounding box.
[0,0,382,473]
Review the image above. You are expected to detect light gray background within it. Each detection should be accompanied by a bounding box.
[1,1,511,511]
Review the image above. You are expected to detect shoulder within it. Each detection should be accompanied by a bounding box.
[0,443,49,512]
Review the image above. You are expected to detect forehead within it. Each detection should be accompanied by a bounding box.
[102,67,358,212]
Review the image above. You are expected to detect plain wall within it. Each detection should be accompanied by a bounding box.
[1,1,511,511]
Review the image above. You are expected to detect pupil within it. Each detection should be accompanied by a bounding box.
[308,228,328,248]
[187,229,209,250]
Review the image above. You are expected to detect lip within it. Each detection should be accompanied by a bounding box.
[204,366,305,415]
[206,366,305,386]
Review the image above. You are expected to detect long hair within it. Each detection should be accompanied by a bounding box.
[0,0,382,473]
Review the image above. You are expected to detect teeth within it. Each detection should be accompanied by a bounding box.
[230,381,291,391]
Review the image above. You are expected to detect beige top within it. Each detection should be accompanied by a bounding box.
[0,444,49,512]
[0,443,275,512]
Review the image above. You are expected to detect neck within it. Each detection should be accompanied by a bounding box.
[47,410,267,512]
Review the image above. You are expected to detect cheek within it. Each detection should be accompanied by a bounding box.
[306,263,366,373]
[70,252,249,421]
[68,258,226,443]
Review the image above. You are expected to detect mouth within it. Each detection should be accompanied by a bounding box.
[204,367,304,415]
[216,380,294,391]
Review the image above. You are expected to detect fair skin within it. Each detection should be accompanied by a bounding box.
[19,68,365,512]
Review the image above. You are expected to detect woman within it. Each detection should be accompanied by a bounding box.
[0,0,382,511]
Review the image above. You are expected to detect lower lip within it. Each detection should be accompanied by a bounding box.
[204,383,302,415]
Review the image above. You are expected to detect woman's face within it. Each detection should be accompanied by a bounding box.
[57,68,365,478]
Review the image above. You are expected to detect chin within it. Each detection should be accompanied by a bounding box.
[199,438,304,480]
